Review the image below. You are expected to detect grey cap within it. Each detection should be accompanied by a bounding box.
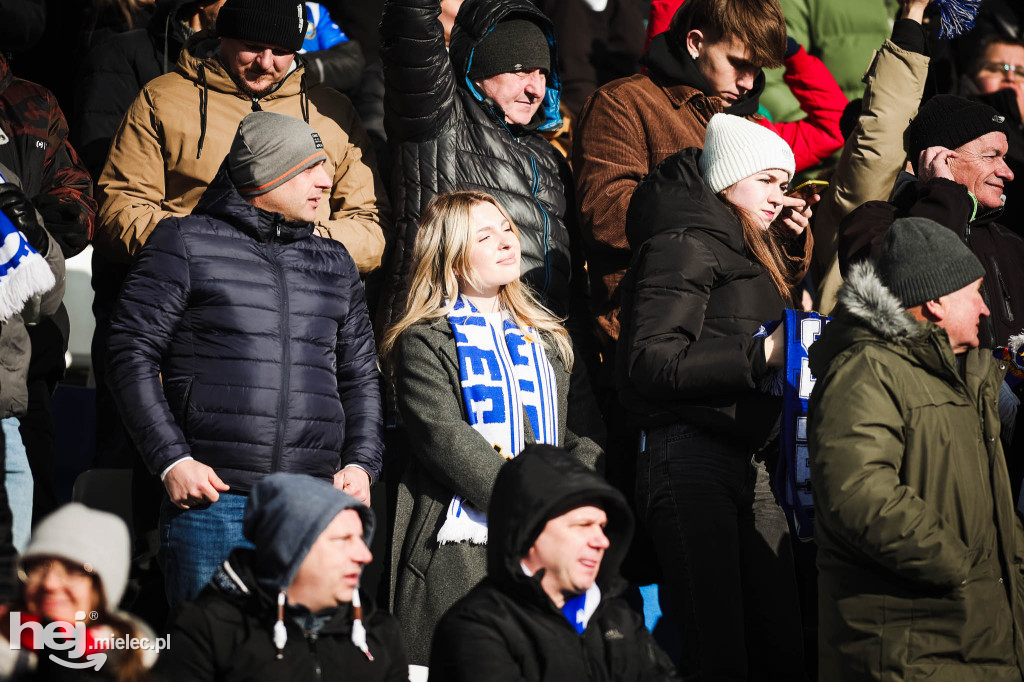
[227,111,327,197]
[21,503,131,611]
[877,217,986,308]
[243,473,374,593]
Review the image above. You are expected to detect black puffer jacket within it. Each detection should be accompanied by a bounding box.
[73,0,191,179]
[616,148,788,446]
[429,445,678,681]
[106,166,383,491]
[378,0,575,327]
[156,549,408,682]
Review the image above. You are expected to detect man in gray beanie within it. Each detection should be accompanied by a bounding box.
[157,473,409,680]
[807,217,1024,681]
[107,112,383,610]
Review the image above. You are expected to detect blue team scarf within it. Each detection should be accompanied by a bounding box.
[438,295,559,544]
[560,584,601,634]
[0,207,55,323]
[757,309,830,541]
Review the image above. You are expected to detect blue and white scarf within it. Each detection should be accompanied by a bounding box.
[439,295,559,545]
[0,200,55,323]
[756,309,830,541]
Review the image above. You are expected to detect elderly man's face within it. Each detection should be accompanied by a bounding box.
[948,131,1014,209]
[934,278,990,353]
[973,42,1024,122]
[249,161,331,223]
[522,505,609,607]
[288,509,372,611]
[476,69,547,125]
[220,37,295,98]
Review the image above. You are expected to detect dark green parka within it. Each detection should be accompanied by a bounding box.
[808,261,1024,682]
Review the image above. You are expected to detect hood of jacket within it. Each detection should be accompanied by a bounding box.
[640,31,766,118]
[175,31,311,158]
[809,260,959,380]
[448,0,562,134]
[193,162,316,244]
[625,146,748,254]
[486,445,633,601]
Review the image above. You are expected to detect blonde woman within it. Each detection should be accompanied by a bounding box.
[381,191,604,664]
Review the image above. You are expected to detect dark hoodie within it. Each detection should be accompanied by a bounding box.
[377,0,577,330]
[616,148,798,446]
[429,445,678,681]
[155,474,407,682]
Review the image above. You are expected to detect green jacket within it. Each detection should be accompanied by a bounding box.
[808,262,1024,681]
[761,0,894,123]
[389,318,605,664]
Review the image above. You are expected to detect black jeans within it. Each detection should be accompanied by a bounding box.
[636,422,806,681]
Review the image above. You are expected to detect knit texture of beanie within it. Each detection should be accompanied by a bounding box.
[699,113,795,193]
[908,94,1009,170]
[876,216,986,308]
[216,0,307,52]
[468,19,551,81]
[21,503,131,611]
[228,111,328,197]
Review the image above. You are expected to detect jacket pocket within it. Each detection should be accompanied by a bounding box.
[163,376,195,443]
[403,495,439,581]
[989,256,1014,327]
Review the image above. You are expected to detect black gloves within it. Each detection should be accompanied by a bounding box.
[0,184,48,255]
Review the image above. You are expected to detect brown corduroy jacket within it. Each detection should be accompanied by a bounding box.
[573,73,741,344]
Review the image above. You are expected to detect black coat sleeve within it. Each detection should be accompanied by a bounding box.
[105,220,193,476]
[302,40,367,94]
[381,0,458,143]
[335,252,385,482]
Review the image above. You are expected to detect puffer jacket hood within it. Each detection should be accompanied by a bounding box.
[449,0,562,133]
[487,445,633,597]
[626,146,746,257]
[148,0,193,74]
[176,31,311,158]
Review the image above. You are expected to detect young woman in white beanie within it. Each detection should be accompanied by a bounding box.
[617,113,814,680]
[0,503,158,681]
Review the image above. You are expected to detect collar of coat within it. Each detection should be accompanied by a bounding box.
[176,31,306,101]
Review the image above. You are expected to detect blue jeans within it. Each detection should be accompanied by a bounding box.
[636,422,806,682]
[159,492,253,611]
[3,418,32,553]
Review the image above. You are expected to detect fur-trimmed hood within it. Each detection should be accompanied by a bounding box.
[835,261,926,343]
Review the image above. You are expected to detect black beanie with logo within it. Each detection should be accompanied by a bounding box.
[908,94,1010,171]
[468,19,551,81]
[216,0,307,52]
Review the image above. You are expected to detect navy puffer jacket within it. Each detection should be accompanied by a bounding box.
[107,166,383,492]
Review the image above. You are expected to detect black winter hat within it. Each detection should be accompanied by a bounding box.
[877,217,986,308]
[908,94,1009,171]
[216,0,307,52]
[468,19,550,81]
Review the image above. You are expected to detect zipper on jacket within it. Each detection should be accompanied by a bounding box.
[990,256,1014,322]
[528,154,552,295]
[268,239,290,474]
[306,631,322,681]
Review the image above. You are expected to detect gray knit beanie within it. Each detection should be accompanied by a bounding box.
[227,111,327,197]
[20,503,130,611]
[877,217,986,308]
[244,473,375,593]
[699,114,795,193]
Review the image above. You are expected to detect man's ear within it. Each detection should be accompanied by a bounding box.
[923,297,947,322]
[685,29,704,60]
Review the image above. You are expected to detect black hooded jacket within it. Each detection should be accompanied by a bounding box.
[428,445,678,681]
[616,148,789,446]
[155,550,408,682]
[378,0,576,328]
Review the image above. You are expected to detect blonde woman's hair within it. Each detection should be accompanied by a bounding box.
[380,191,573,370]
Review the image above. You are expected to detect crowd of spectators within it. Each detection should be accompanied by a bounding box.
[0,0,1021,679]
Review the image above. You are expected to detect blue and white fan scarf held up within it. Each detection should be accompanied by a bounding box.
[0,209,54,323]
[438,295,559,545]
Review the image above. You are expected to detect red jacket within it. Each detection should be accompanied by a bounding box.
[644,0,847,171]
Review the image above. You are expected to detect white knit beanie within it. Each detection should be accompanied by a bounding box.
[698,114,795,193]
[20,503,130,611]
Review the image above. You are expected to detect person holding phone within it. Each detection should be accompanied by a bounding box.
[617,113,813,680]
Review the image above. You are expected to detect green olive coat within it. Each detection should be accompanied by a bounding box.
[808,262,1024,682]
[389,318,604,664]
